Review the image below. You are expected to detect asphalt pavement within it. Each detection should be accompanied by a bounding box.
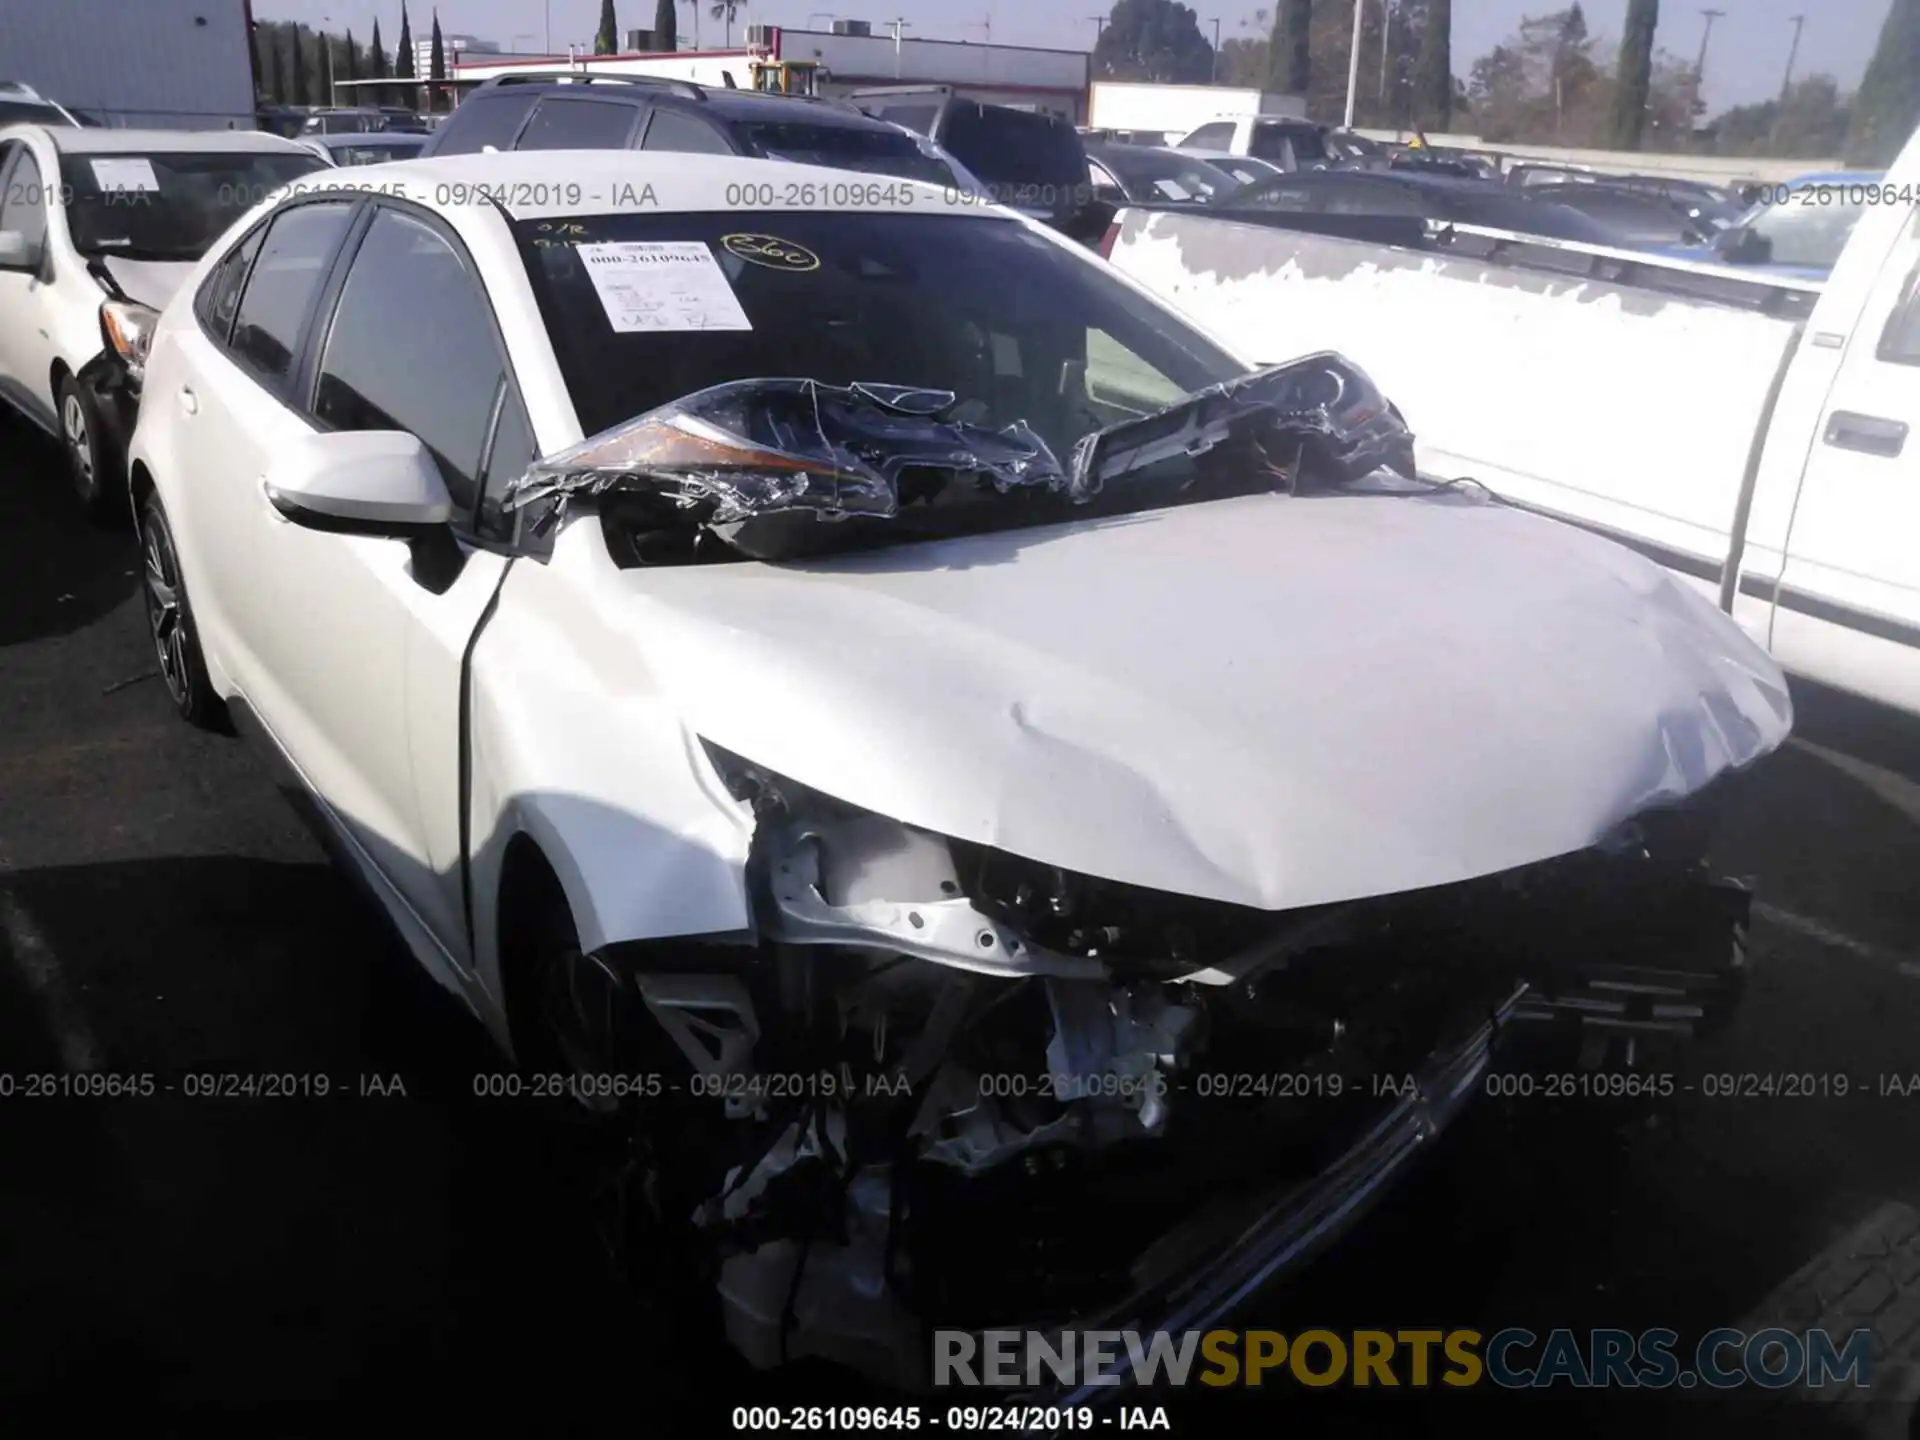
[6,408,1920,1437]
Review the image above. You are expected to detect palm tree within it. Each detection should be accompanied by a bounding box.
[709,0,740,47]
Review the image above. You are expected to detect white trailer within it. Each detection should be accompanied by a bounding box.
[0,0,255,129]
[1087,82,1305,140]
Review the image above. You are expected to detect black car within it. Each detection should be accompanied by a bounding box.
[1525,181,1719,248]
[423,72,961,190]
[848,85,1098,234]
[1220,169,1634,246]
[1084,142,1243,207]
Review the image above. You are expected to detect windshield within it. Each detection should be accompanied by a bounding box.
[1742,183,1874,270]
[738,122,956,186]
[1093,148,1239,204]
[514,209,1271,553]
[1251,123,1327,163]
[0,98,73,126]
[57,151,327,260]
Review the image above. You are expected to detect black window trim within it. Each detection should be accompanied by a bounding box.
[433,88,546,154]
[203,193,363,407]
[295,193,536,547]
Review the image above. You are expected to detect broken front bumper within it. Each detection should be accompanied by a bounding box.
[956,985,1527,1410]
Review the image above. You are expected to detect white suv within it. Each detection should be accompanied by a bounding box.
[0,123,322,520]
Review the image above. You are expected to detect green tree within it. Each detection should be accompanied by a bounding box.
[344,27,359,84]
[1606,0,1658,149]
[290,25,308,106]
[654,0,677,51]
[1092,0,1215,84]
[709,0,740,47]
[1412,0,1452,130]
[266,25,286,104]
[430,10,446,79]
[1846,0,1920,166]
[596,0,620,54]
[1710,75,1849,159]
[395,5,416,80]
[1267,0,1310,94]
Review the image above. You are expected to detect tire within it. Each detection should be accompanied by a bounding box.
[137,491,227,731]
[504,867,628,1121]
[58,376,124,526]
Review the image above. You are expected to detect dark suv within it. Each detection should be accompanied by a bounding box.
[421,72,960,187]
[848,85,1097,235]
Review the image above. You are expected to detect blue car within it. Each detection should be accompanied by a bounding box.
[1649,170,1886,279]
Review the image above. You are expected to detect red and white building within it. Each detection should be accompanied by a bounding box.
[451,22,1093,122]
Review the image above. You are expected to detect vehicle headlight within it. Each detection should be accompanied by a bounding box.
[100,299,159,384]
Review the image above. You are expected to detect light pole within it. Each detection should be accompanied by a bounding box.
[1343,0,1365,126]
[887,18,910,76]
[1209,17,1220,83]
[1692,7,1724,122]
[1379,0,1391,106]
[1779,13,1805,104]
[545,0,552,55]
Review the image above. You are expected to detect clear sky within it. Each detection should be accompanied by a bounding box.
[259,0,1889,111]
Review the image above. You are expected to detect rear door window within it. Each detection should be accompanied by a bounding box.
[642,108,733,155]
[227,201,354,389]
[517,97,640,150]
[434,93,539,153]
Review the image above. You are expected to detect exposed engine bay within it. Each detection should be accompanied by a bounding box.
[583,745,1752,1391]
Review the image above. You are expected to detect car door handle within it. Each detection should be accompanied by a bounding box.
[178,386,198,415]
[1824,410,1906,458]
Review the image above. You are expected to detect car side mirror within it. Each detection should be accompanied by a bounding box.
[265,430,467,590]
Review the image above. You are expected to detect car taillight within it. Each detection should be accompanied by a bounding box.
[1097,220,1121,258]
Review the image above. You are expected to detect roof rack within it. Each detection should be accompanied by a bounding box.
[846,83,953,99]
[483,70,707,101]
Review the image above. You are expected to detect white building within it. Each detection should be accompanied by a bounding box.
[415,32,501,78]
[453,22,1092,120]
[0,0,255,128]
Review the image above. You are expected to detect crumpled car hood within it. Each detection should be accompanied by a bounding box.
[99,256,194,311]
[617,488,1792,912]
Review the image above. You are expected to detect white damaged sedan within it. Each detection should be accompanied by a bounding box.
[126,152,1790,1393]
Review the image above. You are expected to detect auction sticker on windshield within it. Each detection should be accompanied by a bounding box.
[720,233,821,272]
[89,158,158,192]
[575,240,753,333]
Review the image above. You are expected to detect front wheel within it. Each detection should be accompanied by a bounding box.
[59,376,124,525]
[138,491,226,730]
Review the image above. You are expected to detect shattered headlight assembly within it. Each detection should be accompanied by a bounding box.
[701,740,1106,981]
[100,299,159,386]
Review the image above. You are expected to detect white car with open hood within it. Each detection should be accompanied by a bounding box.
[126,150,1792,1396]
[0,124,324,519]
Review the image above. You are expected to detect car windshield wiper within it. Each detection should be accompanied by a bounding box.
[501,354,1418,537]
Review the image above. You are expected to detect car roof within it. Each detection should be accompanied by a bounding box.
[1788,170,1884,185]
[475,79,901,134]
[41,126,312,155]
[288,149,1003,221]
[310,131,423,148]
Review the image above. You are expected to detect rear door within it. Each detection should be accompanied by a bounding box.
[0,140,58,430]
[1773,203,1920,706]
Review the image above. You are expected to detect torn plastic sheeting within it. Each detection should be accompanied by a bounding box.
[502,377,1070,533]
[500,353,1419,535]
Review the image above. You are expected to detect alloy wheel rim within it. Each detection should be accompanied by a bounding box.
[542,945,625,1116]
[63,395,93,485]
[143,521,190,706]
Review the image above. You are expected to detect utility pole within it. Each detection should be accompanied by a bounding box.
[1379,0,1391,106]
[1779,13,1805,105]
[1343,0,1365,126]
[887,17,910,76]
[1088,15,1106,41]
[1209,17,1220,83]
[1689,8,1724,135]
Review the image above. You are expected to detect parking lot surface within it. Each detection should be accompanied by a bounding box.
[5,409,1920,1436]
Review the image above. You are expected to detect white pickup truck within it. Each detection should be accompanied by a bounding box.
[1102,124,1920,717]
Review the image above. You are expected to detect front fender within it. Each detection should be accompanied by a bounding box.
[465,556,757,1008]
